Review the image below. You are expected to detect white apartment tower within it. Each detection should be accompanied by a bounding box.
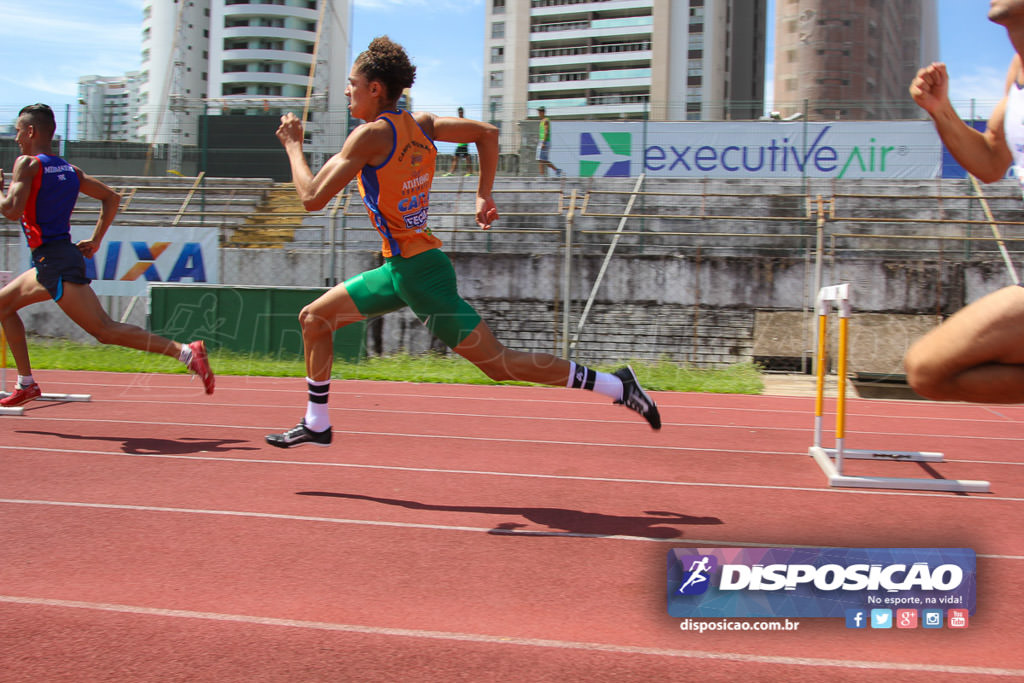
[138,0,351,155]
[485,0,765,146]
[78,73,145,141]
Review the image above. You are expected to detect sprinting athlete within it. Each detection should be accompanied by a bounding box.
[0,104,214,407]
[266,36,659,448]
[903,0,1024,403]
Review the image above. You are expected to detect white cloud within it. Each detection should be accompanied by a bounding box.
[0,3,139,51]
[948,64,1008,120]
[0,0,140,108]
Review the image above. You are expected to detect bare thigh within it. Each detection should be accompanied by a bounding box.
[0,269,50,317]
[906,285,1024,372]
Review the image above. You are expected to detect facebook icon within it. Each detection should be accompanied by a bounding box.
[845,609,867,629]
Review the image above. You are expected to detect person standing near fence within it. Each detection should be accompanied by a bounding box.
[265,36,659,448]
[0,103,214,407]
[444,107,473,176]
[903,1,1024,403]
[536,106,562,178]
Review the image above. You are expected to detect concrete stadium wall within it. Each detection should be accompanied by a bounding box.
[6,236,1012,375]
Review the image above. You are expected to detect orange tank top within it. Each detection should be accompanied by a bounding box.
[357,110,442,258]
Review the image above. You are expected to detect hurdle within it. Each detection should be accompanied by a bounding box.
[0,271,92,415]
[809,284,991,493]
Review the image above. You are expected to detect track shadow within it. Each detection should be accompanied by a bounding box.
[17,430,258,456]
[297,491,722,539]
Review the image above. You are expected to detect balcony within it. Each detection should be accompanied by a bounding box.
[219,71,309,89]
[219,47,313,66]
[222,3,318,21]
[530,39,652,68]
[221,26,315,44]
[530,0,654,18]
[528,67,652,93]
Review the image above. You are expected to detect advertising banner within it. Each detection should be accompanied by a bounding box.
[668,547,976,621]
[551,121,943,180]
[17,225,219,297]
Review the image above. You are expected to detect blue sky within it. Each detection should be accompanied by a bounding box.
[0,0,1015,129]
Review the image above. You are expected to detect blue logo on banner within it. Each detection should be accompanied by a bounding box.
[667,547,976,618]
[676,555,717,595]
[922,609,944,628]
[579,132,631,177]
[845,609,867,629]
[871,609,893,628]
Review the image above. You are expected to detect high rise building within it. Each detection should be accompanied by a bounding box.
[137,0,351,158]
[78,73,145,141]
[772,0,939,121]
[484,0,766,149]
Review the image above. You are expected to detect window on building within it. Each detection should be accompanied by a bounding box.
[493,0,505,12]
[491,46,504,64]
[492,21,505,38]
[490,70,504,88]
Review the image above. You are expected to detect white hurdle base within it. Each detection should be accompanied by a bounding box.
[0,391,91,415]
[38,393,92,402]
[809,445,991,493]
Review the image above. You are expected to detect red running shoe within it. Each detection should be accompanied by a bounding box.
[186,340,215,394]
[1,383,42,407]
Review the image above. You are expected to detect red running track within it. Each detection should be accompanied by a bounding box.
[1,369,1022,682]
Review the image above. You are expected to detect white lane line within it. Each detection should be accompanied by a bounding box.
[1,499,1023,559]
[2,446,1022,502]
[27,375,1024,422]
[42,395,1024,431]
[15,401,1024,447]
[0,595,1021,676]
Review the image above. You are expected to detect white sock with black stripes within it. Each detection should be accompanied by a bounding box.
[566,361,623,401]
[303,378,331,432]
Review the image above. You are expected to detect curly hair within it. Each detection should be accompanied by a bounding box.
[353,36,416,102]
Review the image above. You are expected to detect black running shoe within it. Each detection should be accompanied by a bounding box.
[613,366,661,430]
[266,420,332,448]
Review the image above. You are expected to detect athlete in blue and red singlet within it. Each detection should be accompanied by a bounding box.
[265,37,660,448]
[0,103,214,407]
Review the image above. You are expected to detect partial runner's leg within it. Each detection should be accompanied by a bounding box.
[904,285,1024,402]
[454,320,661,428]
[267,284,368,448]
[55,282,215,393]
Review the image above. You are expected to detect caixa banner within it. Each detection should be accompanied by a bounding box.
[19,225,219,297]
[667,547,976,618]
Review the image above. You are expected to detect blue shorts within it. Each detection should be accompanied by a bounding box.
[536,141,550,162]
[31,239,90,301]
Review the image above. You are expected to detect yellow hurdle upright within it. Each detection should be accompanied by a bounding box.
[807,284,990,493]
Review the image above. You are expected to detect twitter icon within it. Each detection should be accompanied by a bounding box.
[871,609,893,629]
